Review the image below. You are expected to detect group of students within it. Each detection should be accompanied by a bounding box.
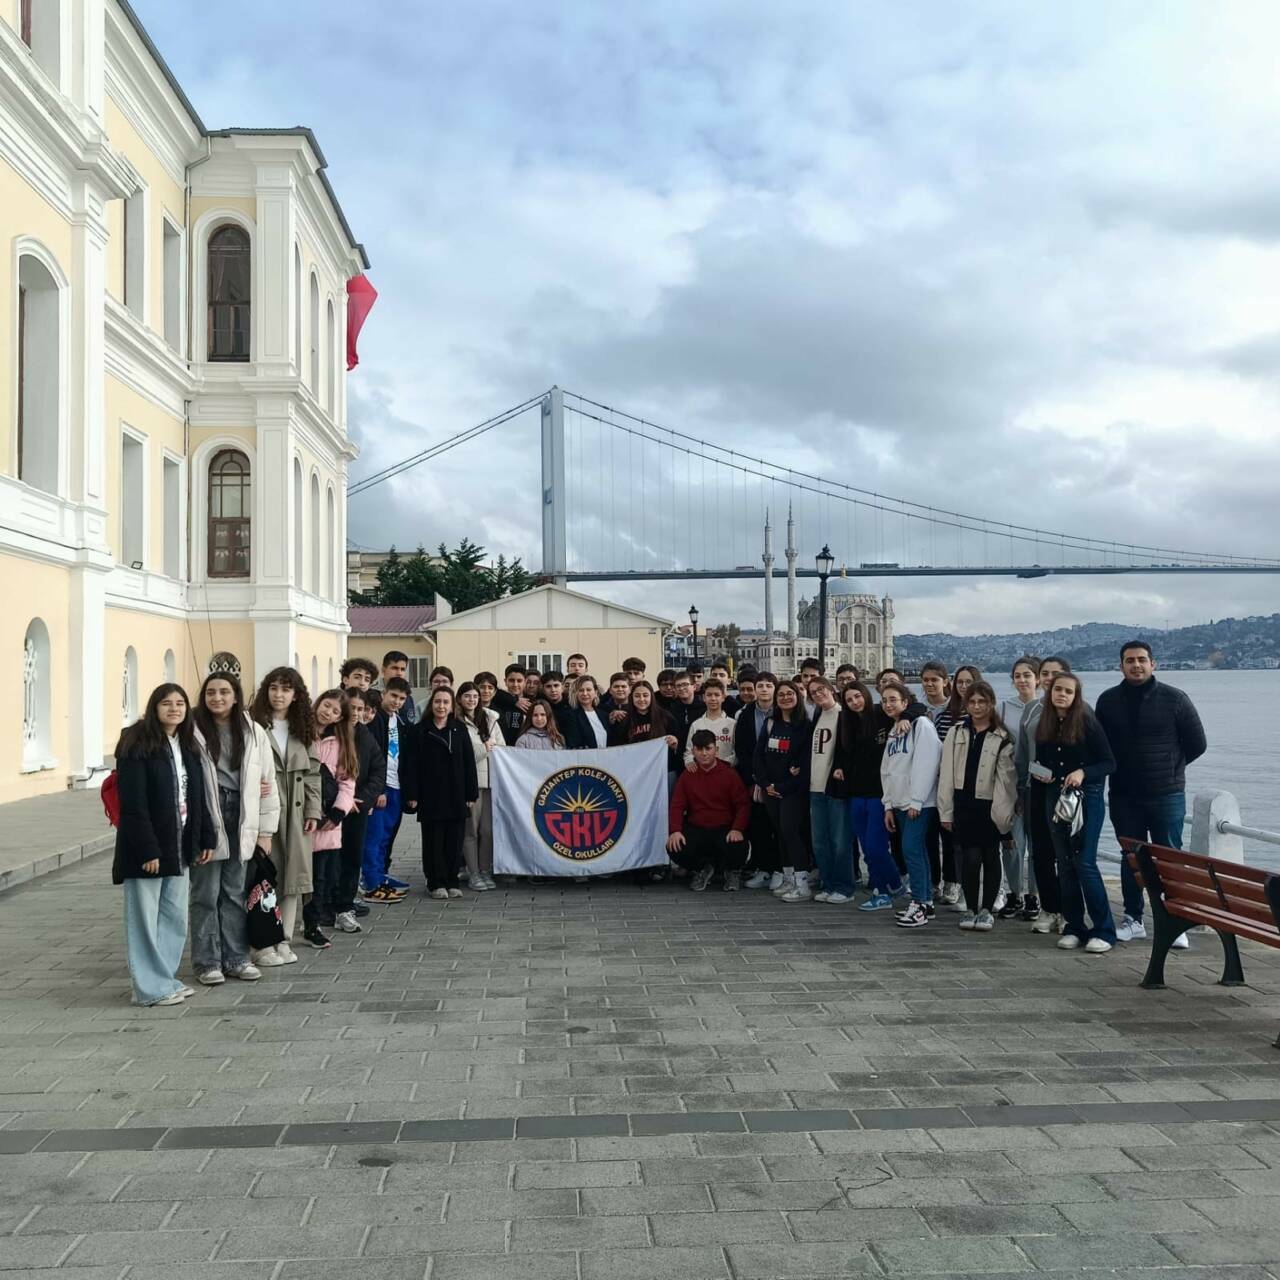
[111,637,1206,1006]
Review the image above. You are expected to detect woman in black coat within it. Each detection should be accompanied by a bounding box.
[565,675,611,749]
[401,686,479,899]
[113,683,217,1007]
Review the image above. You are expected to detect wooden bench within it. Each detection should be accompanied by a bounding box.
[1121,840,1280,1021]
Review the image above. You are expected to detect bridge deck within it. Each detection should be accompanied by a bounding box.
[4,861,1280,1276]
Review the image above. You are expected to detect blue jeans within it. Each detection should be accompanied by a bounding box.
[810,794,853,897]
[1050,783,1116,944]
[1110,791,1186,923]
[362,788,402,889]
[848,797,902,895]
[1001,804,1036,897]
[123,872,189,1006]
[895,808,934,904]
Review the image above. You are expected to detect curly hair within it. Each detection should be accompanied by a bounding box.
[250,667,314,745]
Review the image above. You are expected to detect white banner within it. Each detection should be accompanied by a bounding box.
[491,739,669,877]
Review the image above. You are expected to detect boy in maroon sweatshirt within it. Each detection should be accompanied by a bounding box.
[668,730,751,893]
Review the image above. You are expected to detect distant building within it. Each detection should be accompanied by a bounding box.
[346,548,445,599]
[346,604,440,704]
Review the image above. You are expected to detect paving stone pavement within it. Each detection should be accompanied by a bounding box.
[4,857,1280,1276]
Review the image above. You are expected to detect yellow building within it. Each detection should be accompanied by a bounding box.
[346,604,438,704]
[2,0,368,802]
[431,586,671,683]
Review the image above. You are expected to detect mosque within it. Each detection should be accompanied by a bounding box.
[734,510,894,677]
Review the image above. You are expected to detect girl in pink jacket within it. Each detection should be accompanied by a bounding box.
[305,690,357,950]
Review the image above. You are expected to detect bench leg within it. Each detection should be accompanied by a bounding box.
[1142,912,1192,990]
[1216,931,1246,986]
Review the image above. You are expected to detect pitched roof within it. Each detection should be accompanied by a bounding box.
[346,605,436,635]
[431,584,672,629]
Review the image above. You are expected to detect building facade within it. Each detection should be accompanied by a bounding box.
[2,0,368,803]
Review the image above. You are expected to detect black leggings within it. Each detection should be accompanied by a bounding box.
[1027,785,1061,913]
[926,810,957,889]
[421,820,465,891]
[765,793,812,871]
[746,800,779,874]
[959,842,1001,913]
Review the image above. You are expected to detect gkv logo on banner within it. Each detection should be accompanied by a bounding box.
[533,766,629,862]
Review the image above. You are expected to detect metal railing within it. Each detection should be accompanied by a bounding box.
[1093,789,1280,866]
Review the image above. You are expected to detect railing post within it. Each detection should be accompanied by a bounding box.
[1191,789,1244,862]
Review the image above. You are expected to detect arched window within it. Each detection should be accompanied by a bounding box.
[325,486,336,600]
[328,657,335,687]
[839,624,848,644]
[16,252,62,495]
[309,472,320,594]
[208,449,251,577]
[309,272,320,389]
[853,623,863,644]
[123,646,138,726]
[293,457,303,586]
[208,225,250,360]
[163,649,176,682]
[293,244,302,372]
[310,655,318,693]
[324,298,335,411]
[22,618,52,769]
[868,624,877,645]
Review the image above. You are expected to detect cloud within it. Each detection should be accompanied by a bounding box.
[131,0,1280,634]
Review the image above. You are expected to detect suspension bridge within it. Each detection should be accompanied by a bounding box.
[348,387,1280,584]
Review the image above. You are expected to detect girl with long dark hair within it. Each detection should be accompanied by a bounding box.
[249,668,320,963]
[457,681,502,890]
[752,679,813,901]
[402,686,479,899]
[516,699,565,749]
[996,656,1042,920]
[113,684,217,1006]
[190,672,280,982]
[834,680,905,909]
[938,681,1017,931]
[1034,672,1117,953]
[302,689,358,950]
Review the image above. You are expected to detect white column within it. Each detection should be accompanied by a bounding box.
[253,166,295,372]
[254,400,292,586]
[762,511,774,638]
[71,0,105,120]
[68,177,109,510]
[68,564,109,778]
[785,506,798,647]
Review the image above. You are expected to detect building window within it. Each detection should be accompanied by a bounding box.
[839,624,848,643]
[293,244,302,372]
[516,652,566,674]
[309,272,320,390]
[22,618,52,770]
[853,623,863,643]
[868,624,877,645]
[207,449,251,577]
[326,486,337,600]
[163,649,176,682]
[309,472,320,594]
[21,0,60,84]
[207,225,250,360]
[123,646,139,726]
[16,252,61,495]
[123,188,145,320]
[162,219,182,349]
[120,431,145,568]
[324,298,335,412]
[405,657,432,689]
[163,456,181,578]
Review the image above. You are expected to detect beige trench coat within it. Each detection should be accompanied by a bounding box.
[267,731,322,896]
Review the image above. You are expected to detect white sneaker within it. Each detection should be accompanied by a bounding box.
[152,991,185,1006]
[226,963,261,981]
[196,968,225,986]
[768,872,786,892]
[1116,916,1147,942]
[974,910,995,932]
[334,911,362,933]
[812,891,831,903]
[276,943,298,965]
[1085,937,1113,954]
[1057,934,1081,950]
[772,875,796,897]
[958,911,977,930]
[1030,912,1054,934]
[743,871,770,889]
[993,890,1007,914]
[943,882,962,906]
[824,892,852,905]
[253,946,286,968]
[1171,933,1191,950]
[781,874,813,903]
[177,985,195,999]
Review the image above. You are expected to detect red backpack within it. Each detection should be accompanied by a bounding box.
[101,770,121,827]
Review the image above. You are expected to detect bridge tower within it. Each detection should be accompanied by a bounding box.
[540,387,567,585]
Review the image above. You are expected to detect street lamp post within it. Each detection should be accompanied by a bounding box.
[689,604,699,662]
[815,545,834,676]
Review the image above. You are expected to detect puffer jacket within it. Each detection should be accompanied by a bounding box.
[194,716,281,862]
[312,735,356,852]
[462,707,503,787]
[936,721,1018,834]
[1094,677,1206,798]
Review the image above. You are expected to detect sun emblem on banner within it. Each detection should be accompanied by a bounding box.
[533,767,629,862]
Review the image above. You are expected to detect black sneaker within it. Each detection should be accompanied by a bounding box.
[1020,894,1040,922]
[303,926,331,950]
[997,895,1023,920]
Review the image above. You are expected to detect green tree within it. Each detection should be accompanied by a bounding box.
[355,539,538,610]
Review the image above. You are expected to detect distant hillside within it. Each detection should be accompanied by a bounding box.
[894,614,1280,672]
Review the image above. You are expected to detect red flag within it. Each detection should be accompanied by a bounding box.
[346,274,377,371]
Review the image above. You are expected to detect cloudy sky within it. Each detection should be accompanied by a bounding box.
[136,0,1280,636]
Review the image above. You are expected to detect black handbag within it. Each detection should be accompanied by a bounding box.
[245,850,286,950]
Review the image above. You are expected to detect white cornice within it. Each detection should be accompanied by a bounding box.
[104,297,195,417]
